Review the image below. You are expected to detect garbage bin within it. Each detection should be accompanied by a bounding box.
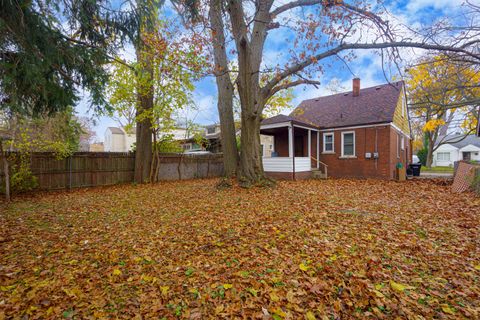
[409,163,421,176]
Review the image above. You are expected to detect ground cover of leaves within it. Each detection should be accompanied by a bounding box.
[1,178,479,319]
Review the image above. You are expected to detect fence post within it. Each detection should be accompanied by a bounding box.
[68,155,72,190]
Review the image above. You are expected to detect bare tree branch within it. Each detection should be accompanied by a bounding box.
[262,41,479,96]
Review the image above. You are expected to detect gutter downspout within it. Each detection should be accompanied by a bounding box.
[292,122,295,181]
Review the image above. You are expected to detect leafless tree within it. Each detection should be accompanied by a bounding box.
[203,0,479,185]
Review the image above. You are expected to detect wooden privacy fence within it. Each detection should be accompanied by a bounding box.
[0,152,224,192]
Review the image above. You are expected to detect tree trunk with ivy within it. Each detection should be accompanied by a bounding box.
[134,48,154,183]
[209,0,238,178]
[133,0,155,184]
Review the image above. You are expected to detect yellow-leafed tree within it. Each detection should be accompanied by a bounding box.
[406,55,479,167]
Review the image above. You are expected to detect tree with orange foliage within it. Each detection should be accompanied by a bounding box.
[406,55,479,167]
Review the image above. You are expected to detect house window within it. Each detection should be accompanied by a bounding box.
[401,136,405,150]
[437,152,450,161]
[341,132,355,157]
[207,127,216,134]
[323,133,334,153]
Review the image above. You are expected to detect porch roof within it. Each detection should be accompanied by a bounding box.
[261,114,319,130]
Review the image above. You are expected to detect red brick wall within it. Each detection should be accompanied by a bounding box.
[268,125,411,180]
[319,125,395,179]
[389,127,409,179]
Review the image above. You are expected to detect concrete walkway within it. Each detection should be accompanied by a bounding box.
[419,171,454,178]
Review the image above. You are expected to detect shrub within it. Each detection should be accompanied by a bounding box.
[10,162,38,193]
[472,168,480,196]
[417,148,427,166]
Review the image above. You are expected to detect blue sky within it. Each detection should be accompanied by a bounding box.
[76,0,468,141]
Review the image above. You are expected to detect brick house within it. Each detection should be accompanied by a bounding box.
[260,79,412,180]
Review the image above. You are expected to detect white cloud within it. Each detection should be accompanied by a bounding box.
[406,0,464,14]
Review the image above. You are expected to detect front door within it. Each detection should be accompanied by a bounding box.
[294,135,304,157]
[463,152,471,161]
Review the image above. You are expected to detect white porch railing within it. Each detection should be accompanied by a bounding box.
[262,157,311,172]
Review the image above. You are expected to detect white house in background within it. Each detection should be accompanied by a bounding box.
[104,127,136,152]
[204,123,274,155]
[159,127,204,151]
[261,135,274,157]
[433,135,480,167]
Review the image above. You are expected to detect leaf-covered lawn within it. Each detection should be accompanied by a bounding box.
[1,179,479,319]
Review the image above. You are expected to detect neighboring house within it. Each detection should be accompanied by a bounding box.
[260,79,411,180]
[159,127,205,151]
[89,142,104,152]
[433,135,480,167]
[104,127,136,152]
[204,124,222,153]
[261,135,274,158]
[204,123,274,155]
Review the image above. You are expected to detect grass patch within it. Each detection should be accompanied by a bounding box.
[421,166,454,173]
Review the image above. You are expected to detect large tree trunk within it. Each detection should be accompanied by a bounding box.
[227,0,274,186]
[209,0,238,177]
[133,0,155,184]
[1,140,10,201]
[134,49,154,183]
[236,40,268,186]
[426,132,434,168]
[238,111,264,185]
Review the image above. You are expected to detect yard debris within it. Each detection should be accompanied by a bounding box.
[0,178,479,318]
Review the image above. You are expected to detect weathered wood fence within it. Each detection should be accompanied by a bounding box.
[0,152,224,192]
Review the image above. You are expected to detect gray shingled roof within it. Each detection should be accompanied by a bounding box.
[288,81,404,129]
[436,135,480,149]
[261,114,319,128]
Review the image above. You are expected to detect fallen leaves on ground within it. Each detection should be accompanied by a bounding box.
[0,178,479,319]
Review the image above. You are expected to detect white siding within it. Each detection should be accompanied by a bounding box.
[459,144,480,162]
[263,157,311,172]
[125,133,136,151]
[432,144,458,167]
[104,128,134,152]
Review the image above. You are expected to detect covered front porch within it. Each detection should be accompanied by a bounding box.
[260,115,327,180]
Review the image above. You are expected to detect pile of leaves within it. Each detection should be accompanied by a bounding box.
[1,179,479,319]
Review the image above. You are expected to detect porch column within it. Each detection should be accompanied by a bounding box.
[308,130,311,158]
[288,124,293,158]
[316,131,319,169]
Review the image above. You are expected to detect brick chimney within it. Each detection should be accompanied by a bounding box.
[352,78,360,97]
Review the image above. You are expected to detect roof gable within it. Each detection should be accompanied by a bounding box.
[107,127,125,135]
[459,144,480,152]
[290,81,404,129]
[436,135,480,149]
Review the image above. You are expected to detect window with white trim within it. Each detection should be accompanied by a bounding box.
[401,136,405,150]
[341,132,355,157]
[323,133,334,153]
[437,152,450,161]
